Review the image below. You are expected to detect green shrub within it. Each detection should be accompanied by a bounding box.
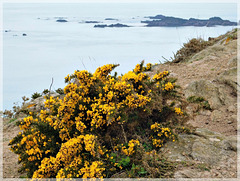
[42,89,50,95]
[9,63,185,178]
[31,92,41,99]
[55,88,64,95]
[8,118,17,124]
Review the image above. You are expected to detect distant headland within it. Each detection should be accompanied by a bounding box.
[141,15,237,27]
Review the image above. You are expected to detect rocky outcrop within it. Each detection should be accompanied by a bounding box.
[84,21,101,24]
[161,128,237,178]
[94,23,130,28]
[184,64,237,111]
[93,24,108,28]
[105,18,118,21]
[142,15,237,27]
[56,19,68,22]
[149,29,238,178]
[22,92,61,113]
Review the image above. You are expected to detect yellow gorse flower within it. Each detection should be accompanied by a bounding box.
[164,82,174,91]
[175,107,183,115]
[9,63,183,178]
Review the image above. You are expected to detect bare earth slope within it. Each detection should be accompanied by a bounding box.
[151,32,237,136]
[150,29,238,178]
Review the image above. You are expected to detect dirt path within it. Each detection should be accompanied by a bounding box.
[3,119,26,178]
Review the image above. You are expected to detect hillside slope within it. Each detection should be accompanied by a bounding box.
[152,29,238,136]
[150,28,238,178]
[2,29,238,178]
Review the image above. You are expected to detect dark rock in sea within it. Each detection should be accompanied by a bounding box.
[105,18,118,21]
[5,30,11,32]
[22,33,27,36]
[94,23,130,28]
[56,19,68,23]
[148,14,166,19]
[107,23,130,28]
[85,21,101,23]
[142,14,237,27]
[94,24,108,28]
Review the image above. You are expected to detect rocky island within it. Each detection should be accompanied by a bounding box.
[56,19,68,23]
[142,15,237,27]
[84,21,102,24]
[94,23,130,28]
[105,18,119,21]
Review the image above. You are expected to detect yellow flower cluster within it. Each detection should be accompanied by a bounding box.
[122,71,147,83]
[32,157,57,178]
[150,123,175,148]
[152,71,169,81]
[33,134,105,178]
[164,82,174,91]
[124,94,151,109]
[150,122,161,131]
[133,64,141,73]
[145,63,152,71]
[20,131,48,161]
[175,107,183,115]
[93,64,118,79]
[19,116,38,130]
[133,62,152,73]
[121,139,140,156]
[79,161,105,178]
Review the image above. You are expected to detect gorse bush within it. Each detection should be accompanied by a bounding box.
[9,62,185,178]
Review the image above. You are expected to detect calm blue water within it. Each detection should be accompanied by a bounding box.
[2,3,237,111]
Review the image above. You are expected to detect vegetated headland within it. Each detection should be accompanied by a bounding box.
[141,14,237,27]
[2,28,238,178]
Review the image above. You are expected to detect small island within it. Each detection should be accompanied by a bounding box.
[105,18,119,21]
[56,19,68,23]
[94,23,130,28]
[84,21,102,24]
[141,15,237,27]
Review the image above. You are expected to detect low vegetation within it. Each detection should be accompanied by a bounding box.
[187,96,211,110]
[9,62,187,178]
[172,38,213,63]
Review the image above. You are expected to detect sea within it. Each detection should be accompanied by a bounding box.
[2,3,238,111]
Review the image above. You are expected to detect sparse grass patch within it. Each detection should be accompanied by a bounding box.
[172,38,213,63]
[187,96,211,110]
[8,118,17,124]
[196,163,211,171]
